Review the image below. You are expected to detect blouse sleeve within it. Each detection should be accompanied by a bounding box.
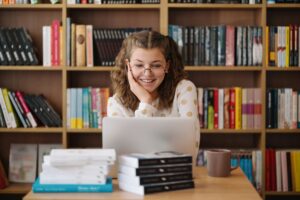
[107,95,157,118]
[134,102,157,117]
[176,80,201,153]
[107,96,127,117]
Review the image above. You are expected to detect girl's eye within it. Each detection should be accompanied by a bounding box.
[151,64,162,69]
[134,64,144,68]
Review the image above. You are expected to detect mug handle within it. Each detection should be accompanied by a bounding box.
[230,156,240,171]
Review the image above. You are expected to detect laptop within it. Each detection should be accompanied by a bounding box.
[102,117,199,177]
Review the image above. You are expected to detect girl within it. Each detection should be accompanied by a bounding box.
[108,30,200,150]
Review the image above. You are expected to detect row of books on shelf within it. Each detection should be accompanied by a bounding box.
[65,18,151,67]
[0,88,62,128]
[0,0,59,4]
[267,26,300,68]
[265,149,300,192]
[267,0,300,3]
[67,0,159,3]
[266,88,300,129]
[169,0,261,3]
[169,25,263,67]
[67,87,109,129]
[0,27,39,66]
[197,87,261,130]
[197,149,262,193]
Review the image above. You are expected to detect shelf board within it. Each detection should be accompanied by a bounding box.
[265,191,300,196]
[185,66,262,71]
[267,3,300,9]
[67,4,160,9]
[0,66,63,71]
[0,183,31,194]
[266,67,300,71]
[67,128,102,133]
[201,129,261,134]
[266,129,300,134]
[168,3,263,9]
[0,4,63,9]
[66,66,115,71]
[0,128,63,133]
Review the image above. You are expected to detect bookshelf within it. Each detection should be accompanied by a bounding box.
[0,1,299,200]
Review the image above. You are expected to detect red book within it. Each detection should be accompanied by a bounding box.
[213,88,219,129]
[51,20,60,66]
[226,25,235,66]
[229,88,235,129]
[0,160,8,189]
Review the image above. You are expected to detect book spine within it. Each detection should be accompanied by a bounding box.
[0,89,12,128]
[2,88,17,128]
[144,181,194,194]
[16,91,37,128]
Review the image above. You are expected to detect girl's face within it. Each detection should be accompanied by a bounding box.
[127,48,169,95]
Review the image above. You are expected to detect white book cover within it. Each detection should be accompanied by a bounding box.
[9,144,37,183]
[42,26,51,67]
[38,144,63,174]
[50,149,116,160]
[40,172,106,184]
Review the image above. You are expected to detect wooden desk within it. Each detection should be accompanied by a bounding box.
[23,167,262,200]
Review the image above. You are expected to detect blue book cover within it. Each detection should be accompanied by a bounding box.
[32,177,113,193]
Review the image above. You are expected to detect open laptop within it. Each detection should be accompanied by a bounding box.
[102,117,199,177]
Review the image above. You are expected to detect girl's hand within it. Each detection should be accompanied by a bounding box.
[127,67,153,104]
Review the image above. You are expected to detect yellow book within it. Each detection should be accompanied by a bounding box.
[295,151,300,192]
[2,88,17,128]
[266,26,270,67]
[59,26,63,66]
[285,26,289,67]
[235,87,242,130]
[291,151,297,191]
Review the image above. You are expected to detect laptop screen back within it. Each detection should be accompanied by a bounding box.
[102,117,198,177]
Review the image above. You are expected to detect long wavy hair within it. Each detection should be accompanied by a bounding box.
[111,30,187,111]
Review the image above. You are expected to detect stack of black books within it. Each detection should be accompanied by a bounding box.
[118,152,194,195]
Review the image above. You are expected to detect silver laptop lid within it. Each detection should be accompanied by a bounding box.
[102,117,197,177]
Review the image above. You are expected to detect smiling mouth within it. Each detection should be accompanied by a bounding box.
[140,79,155,83]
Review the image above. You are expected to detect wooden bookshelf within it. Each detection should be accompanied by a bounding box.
[0,1,299,200]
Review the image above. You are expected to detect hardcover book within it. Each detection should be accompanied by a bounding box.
[119,152,192,168]
[119,180,194,195]
[118,172,193,186]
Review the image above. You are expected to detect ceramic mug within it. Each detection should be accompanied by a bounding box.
[206,149,238,177]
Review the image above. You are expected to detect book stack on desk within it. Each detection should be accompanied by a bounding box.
[118,152,195,195]
[32,149,116,193]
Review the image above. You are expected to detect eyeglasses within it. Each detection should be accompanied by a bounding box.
[129,62,166,75]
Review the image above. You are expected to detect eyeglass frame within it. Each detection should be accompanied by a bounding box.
[126,59,169,74]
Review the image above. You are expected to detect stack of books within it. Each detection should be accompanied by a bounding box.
[118,152,195,195]
[32,149,116,193]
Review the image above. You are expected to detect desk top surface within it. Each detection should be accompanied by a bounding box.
[23,167,262,200]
